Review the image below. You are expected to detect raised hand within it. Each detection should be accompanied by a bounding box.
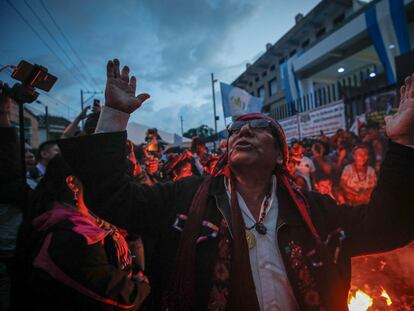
[385,74,414,145]
[105,59,150,114]
[78,105,90,120]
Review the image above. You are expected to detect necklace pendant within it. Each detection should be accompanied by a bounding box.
[255,223,267,235]
[245,229,256,249]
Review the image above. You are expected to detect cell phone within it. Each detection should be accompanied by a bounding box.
[11,60,57,91]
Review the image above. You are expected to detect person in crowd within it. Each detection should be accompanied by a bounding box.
[19,155,150,310]
[26,140,61,189]
[126,140,154,186]
[328,134,353,186]
[0,92,25,311]
[360,122,386,174]
[61,105,90,138]
[144,128,163,160]
[219,139,228,154]
[290,141,316,190]
[24,142,37,189]
[57,59,414,311]
[311,142,332,176]
[165,152,195,181]
[314,172,345,204]
[190,136,210,175]
[340,144,377,206]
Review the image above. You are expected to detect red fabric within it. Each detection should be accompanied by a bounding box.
[32,202,110,245]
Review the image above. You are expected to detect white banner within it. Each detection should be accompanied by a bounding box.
[278,115,300,143]
[278,100,346,141]
[299,100,346,137]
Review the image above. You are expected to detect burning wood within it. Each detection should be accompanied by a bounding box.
[348,290,373,311]
[381,287,392,306]
[349,242,414,310]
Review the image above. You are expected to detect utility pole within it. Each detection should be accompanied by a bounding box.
[180,115,184,136]
[211,73,218,149]
[80,89,103,126]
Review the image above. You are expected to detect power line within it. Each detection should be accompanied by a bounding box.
[6,0,91,91]
[23,0,94,91]
[39,0,100,90]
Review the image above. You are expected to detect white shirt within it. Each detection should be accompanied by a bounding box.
[226,176,298,311]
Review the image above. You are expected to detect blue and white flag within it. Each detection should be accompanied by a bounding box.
[365,0,411,84]
[280,51,303,116]
[220,82,264,118]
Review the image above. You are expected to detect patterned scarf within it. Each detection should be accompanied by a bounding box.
[168,113,321,310]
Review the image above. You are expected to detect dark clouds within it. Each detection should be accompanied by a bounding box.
[1,0,319,134]
[140,0,258,85]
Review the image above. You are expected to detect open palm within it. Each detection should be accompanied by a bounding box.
[385,74,414,145]
[105,59,150,114]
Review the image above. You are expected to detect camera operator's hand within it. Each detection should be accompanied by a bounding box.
[105,59,150,114]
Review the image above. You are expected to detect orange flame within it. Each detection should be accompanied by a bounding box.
[348,290,374,311]
[380,287,392,306]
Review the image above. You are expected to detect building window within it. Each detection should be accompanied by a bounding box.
[255,76,260,82]
[316,27,326,38]
[249,82,253,87]
[301,39,310,48]
[262,71,267,77]
[333,13,345,26]
[268,78,278,96]
[258,86,265,98]
[279,57,286,65]
[270,64,276,71]
[289,49,296,57]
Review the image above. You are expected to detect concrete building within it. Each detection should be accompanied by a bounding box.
[232,0,414,136]
[10,102,40,148]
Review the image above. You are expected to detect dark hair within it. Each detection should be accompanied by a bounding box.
[37,140,58,160]
[30,155,74,220]
[314,171,332,183]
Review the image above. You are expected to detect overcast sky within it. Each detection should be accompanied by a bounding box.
[1,0,319,134]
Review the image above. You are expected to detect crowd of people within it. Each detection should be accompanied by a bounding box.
[0,58,413,311]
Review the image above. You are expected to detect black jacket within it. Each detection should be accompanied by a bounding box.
[58,131,414,310]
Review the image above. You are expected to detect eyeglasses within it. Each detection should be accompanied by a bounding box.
[227,119,273,136]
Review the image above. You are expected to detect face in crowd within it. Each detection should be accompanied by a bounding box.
[353,147,369,167]
[227,119,282,173]
[291,142,304,158]
[315,179,333,195]
[40,143,61,164]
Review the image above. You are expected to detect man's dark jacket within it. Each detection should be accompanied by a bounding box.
[58,131,414,311]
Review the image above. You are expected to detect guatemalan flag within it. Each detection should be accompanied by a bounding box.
[220,82,264,118]
[365,0,411,84]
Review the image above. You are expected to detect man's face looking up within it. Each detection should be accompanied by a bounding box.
[227,119,280,172]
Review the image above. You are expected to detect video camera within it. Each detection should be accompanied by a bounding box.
[0,60,57,104]
[0,60,58,182]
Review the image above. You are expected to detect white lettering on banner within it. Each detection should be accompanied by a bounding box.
[278,100,346,141]
[278,115,299,143]
[299,100,345,137]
